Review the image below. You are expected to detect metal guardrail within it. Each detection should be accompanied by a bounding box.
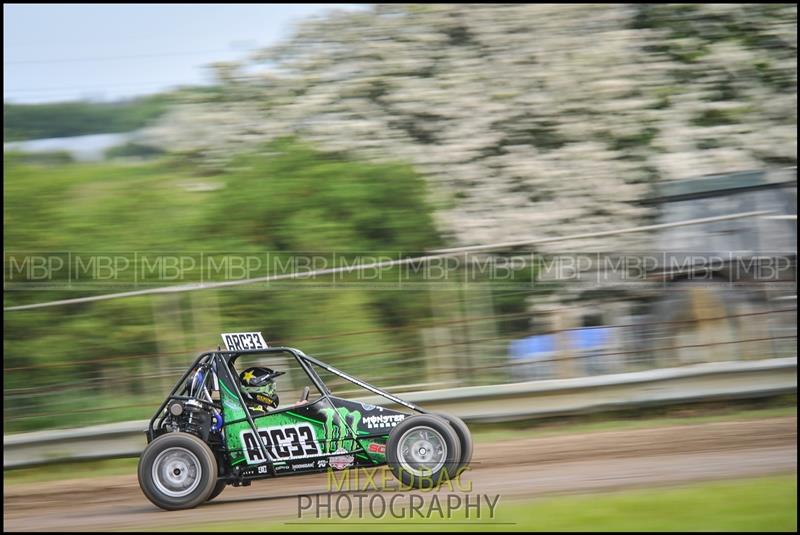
[3,357,796,469]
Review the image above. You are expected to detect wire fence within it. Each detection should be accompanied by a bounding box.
[4,301,795,430]
[3,206,796,432]
[4,306,795,375]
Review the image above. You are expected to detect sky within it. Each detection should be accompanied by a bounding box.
[3,4,368,103]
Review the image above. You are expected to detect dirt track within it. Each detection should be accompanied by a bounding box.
[4,417,797,531]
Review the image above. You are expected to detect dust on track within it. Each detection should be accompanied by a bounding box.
[4,417,797,532]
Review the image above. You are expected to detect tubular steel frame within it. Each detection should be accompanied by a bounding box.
[146,348,426,477]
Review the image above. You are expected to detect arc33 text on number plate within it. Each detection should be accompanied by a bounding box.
[221,332,268,351]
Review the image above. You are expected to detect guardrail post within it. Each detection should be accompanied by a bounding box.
[553,309,577,378]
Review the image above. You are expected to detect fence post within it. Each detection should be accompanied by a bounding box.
[151,294,185,394]
[190,289,221,351]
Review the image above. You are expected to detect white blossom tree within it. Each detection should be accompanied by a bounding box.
[143,3,797,251]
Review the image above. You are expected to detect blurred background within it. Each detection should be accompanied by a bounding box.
[3,3,797,532]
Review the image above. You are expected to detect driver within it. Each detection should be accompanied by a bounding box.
[239,366,283,413]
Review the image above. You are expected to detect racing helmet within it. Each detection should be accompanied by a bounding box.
[239,366,283,410]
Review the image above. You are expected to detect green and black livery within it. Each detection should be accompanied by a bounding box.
[139,346,473,510]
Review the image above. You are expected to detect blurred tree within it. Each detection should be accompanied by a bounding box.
[4,93,179,141]
[141,4,796,253]
[2,138,442,431]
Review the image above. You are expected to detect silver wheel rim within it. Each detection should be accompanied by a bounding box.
[151,447,202,498]
[397,426,447,476]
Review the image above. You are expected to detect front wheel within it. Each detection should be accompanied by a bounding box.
[207,479,227,502]
[138,432,218,510]
[437,413,473,476]
[386,414,461,489]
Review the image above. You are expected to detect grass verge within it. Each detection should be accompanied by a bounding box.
[165,475,798,531]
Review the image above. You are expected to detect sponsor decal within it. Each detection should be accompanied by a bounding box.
[364,413,405,429]
[221,332,268,351]
[255,393,276,406]
[320,407,361,453]
[360,401,376,411]
[240,423,322,464]
[291,462,316,471]
[328,448,355,470]
[368,442,386,454]
[317,459,328,468]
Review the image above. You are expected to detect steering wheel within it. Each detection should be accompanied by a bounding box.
[300,386,310,403]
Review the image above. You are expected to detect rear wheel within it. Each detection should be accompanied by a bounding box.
[386,414,461,489]
[138,432,217,510]
[437,413,473,477]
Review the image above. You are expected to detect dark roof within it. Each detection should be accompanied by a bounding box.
[642,169,795,204]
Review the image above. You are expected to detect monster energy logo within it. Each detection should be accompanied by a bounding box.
[320,407,361,453]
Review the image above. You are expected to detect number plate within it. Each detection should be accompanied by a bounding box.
[221,332,268,351]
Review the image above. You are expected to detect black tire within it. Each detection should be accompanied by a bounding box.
[207,479,227,502]
[386,414,461,489]
[437,413,473,476]
[138,432,218,510]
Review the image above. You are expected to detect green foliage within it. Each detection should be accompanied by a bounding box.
[105,142,164,160]
[3,150,74,165]
[611,127,660,152]
[3,95,172,141]
[201,139,440,252]
[3,138,445,431]
[691,107,749,127]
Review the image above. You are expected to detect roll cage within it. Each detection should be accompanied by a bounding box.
[146,347,427,467]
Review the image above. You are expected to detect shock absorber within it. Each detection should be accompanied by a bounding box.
[211,408,224,433]
[170,399,212,440]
